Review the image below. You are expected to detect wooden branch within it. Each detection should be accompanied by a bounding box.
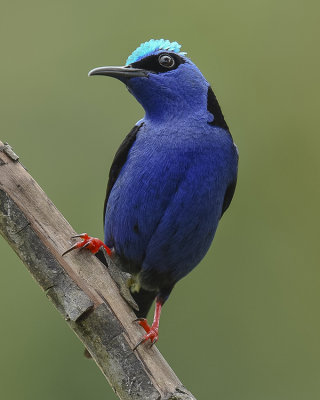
[0,141,196,400]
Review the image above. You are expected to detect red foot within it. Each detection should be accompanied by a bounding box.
[62,233,112,256]
[133,299,162,350]
[133,319,159,350]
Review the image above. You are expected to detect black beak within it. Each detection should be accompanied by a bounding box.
[88,66,148,79]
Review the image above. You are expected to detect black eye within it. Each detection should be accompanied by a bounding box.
[158,54,175,68]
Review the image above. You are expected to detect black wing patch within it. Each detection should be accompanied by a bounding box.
[103,123,143,224]
[221,179,237,218]
[207,86,229,132]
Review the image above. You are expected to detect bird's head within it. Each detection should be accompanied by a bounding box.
[89,39,212,122]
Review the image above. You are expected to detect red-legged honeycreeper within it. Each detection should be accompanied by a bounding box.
[63,39,238,349]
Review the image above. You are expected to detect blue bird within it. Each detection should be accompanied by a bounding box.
[64,39,238,348]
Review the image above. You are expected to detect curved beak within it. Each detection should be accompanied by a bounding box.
[88,66,148,79]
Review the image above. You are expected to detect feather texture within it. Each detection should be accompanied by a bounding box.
[126,39,186,66]
[92,39,238,324]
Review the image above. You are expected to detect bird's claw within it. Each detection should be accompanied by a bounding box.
[133,318,159,350]
[62,233,112,256]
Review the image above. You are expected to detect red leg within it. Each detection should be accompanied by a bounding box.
[133,298,162,350]
[62,233,112,256]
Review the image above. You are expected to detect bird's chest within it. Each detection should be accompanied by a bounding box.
[109,123,232,212]
[125,124,212,181]
[104,124,234,267]
[120,138,208,212]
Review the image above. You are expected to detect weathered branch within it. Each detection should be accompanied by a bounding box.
[0,141,196,400]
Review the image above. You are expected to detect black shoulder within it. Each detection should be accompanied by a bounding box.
[220,178,237,218]
[103,123,143,224]
[207,86,229,132]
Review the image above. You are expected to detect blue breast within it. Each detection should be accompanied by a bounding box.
[104,117,238,288]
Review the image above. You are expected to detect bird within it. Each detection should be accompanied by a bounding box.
[63,39,238,349]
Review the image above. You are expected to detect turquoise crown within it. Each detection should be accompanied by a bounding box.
[126,39,186,66]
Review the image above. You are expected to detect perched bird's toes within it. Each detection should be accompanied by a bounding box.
[133,318,159,350]
[147,328,159,345]
[61,243,80,256]
[132,317,147,322]
[133,337,148,351]
[133,318,151,333]
[133,328,159,351]
[150,337,158,347]
[71,233,88,239]
[62,233,112,256]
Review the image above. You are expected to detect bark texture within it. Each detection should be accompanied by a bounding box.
[0,141,196,400]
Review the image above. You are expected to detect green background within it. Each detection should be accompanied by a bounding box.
[1,0,319,399]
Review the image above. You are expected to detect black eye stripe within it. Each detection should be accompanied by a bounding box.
[130,53,185,74]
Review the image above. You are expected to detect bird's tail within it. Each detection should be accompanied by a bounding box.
[95,250,156,318]
[130,288,157,318]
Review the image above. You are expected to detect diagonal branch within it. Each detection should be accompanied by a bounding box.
[0,141,196,400]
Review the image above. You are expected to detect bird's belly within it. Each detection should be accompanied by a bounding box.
[105,146,227,289]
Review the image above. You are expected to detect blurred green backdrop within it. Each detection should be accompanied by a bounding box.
[1,0,319,399]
